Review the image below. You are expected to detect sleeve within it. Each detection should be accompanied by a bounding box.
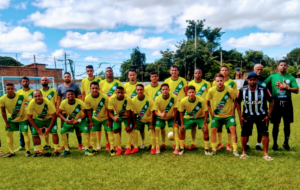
[84,98,92,110]
[48,101,56,114]
[265,88,273,102]
[59,101,65,111]
[57,86,62,97]
[81,79,84,92]
[290,77,299,89]
[202,99,208,112]
[262,75,271,87]
[108,98,114,110]
[76,85,82,96]
[152,97,158,111]
[212,81,216,87]
[53,90,57,103]
[206,89,212,101]
[27,100,34,115]
[236,88,243,103]
[126,98,132,110]
[178,100,184,112]
[0,97,3,107]
[229,88,237,99]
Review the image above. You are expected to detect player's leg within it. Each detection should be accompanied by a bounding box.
[48,121,59,155]
[74,127,83,150]
[255,122,262,150]
[240,118,253,158]
[256,117,272,160]
[15,126,25,152]
[197,117,210,155]
[154,118,164,154]
[131,124,140,154]
[210,116,219,155]
[3,120,19,157]
[113,119,123,155]
[139,125,145,149]
[179,119,190,155]
[31,120,44,157]
[161,127,166,150]
[90,118,102,155]
[170,119,180,155]
[227,116,239,157]
[124,119,133,155]
[282,99,293,151]
[103,120,115,156]
[226,127,232,151]
[77,120,90,155]
[189,124,197,150]
[217,126,224,150]
[0,139,3,156]
[60,122,74,156]
[20,121,32,156]
[96,131,101,150]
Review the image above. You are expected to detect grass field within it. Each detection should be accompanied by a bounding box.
[1,95,300,189]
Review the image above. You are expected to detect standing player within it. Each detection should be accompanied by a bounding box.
[0,83,32,157]
[212,65,238,151]
[236,72,274,160]
[131,84,154,154]
[153,84,179,154]
[179,85,211,155]
[261,60,299,151]
[108,87,132,155]
[206,74,239,156]
[40,76,57,150]
[27,90,60,157]
[58,90,89,156]
[57,72,83,150]
[85,82,115,156]
[187,68,211,150]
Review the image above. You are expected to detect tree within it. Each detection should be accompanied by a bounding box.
[286,48,300,66]
[0,56,23,66]
[244,50,265,70]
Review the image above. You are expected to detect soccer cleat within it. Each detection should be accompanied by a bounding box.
[271,144,278,151]
[131,148,139,154]
[147,144,152,150]
[110,149,116,156]
[97,144,101,150]
[211,150,217,155]
[179,149,184,155]
[88,150,98,156]
[173,144,176,149]
[0,151,4,156]
[60,146,65,150]
[283,143,291,151]
[140,143,145,149]
[61,150,71,156]
[106,143,110,151]
[188,144,197,150]
[233,150,239,157]
[25,151,32,157]
[116,148,123,156]
[3,152,15,158]
[205,149,213,156]
[124,148,131,155]
[43,145,51,150]
[34,147,37,152]
[78,144,84,150]
[15,146,26,152]
[183,144,187,149]
[173,148,179,155]
[217,143,224,150]
[84,149,90,155]
[156,148,161,154]
[226,144,232,151]
[53,151,60,157]
[44,152,52,157]
[246,144,250,150]
[150,148,156,155]
[161,144,166,151]
[256,145,262,151]
[33,152,44,157]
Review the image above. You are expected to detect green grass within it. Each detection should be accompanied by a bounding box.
[1,95,300,189]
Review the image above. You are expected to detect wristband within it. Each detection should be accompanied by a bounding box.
[288,86,290,90]
[78,119,82,123]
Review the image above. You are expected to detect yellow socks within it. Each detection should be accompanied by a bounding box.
[107,132,114,150]
[61,134,69,151]
[179,140,185,149]
[227,133,232,144]
[155,127,161,149]
[161,128,166,144]
[90,132,97,151]
[114,133,121,149]
[233,142,238,151]
[133,130,138,148]
[22,132,30,151]
[36,145,43,153]
[126,132,132,149]
[218,132,222,144]
[204,141,210,150]
[45,136,50,146]
[150,130,156,149]
[212,142,217,151]
[53,144,59,151]
[6,132,14,153]
[82,133,89,149]
[174,127,179,149]
[97,131,102,144]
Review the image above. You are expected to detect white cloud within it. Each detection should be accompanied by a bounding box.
[151,51,160,56]
[226,32,297,50]
[14,2,27,9]
[59,29,174,50]
[0,0,10,9]
[84,56,99,62]
[0,21,47,53]
[51,49,64,58]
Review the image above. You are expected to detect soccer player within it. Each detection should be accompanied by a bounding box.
[0,83,32,157]
[0,141,3,156]
[206,73,239,157]
[144,72,165,150]
[27,90,60,157]
[108,86,132,155]
[81,65,103,150]
[187,68,211,150]
[58,90,88,156]
[40,76,57,150]
[212,65,238,151]
[85,82,115,156]
[153,83,179,154]
[131,84,154,154]
[236,72,274,160]
[261,60,299,151]
[57,72,83,150]
[179,85,211,155]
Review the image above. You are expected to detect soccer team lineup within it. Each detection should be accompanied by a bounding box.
[0,60,298,161]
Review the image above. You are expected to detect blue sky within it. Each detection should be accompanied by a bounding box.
[1,0,300,78]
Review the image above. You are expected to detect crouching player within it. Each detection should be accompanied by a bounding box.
[179,86,211,155]
[206,74,239,157]
[27,90,59,157]
[85,82,115,156]
[58,90,88,156]
[131,84,155,154]
[153,83,179,155]
[108,86,132,155]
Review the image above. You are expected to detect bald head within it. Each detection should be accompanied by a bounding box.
[253,64,263,76]
[33,90,43,103]
[41,77,49,87]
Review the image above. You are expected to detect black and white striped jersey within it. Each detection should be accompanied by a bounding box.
[236,85,272,116]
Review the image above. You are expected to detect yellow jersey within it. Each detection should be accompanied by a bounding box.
[17,88,34,109]
[206,86,237,118]
[213,78,238,93]
[131,95,153,123]
[81,76,102,98]
[108,94,132,119]
[99,79,123,97]
[123,81,141,98]
[59,98,85,120]
[188,79,211,100]
[84,92,108,121]
[144,83,161,101]
[40,87,57,106]
[179,96,207,119]
[164,76,187,105]
[27,98,56,121]
[153,93,178,120]
[0,93,31,122]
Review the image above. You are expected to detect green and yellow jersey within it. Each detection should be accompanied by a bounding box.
[59,98,85,120]
[213,78,238,93]
[99,79,123,97]
[144,83,161,101]
[108,94,132,119]
[84,92,109,121]
[27,98,56,121]
[164,76,187,105]
[123,81,141,98]
[179,96,207,119]
[0,93,31,122]
[40,87,57,106]
[81,76,102,98]
[188,79,211,100]
[17,88,34,108]
[206,86,237,118]
[153,93,178,120]
[131,95,153,123]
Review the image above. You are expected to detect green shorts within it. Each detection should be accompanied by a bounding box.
[155,117,174,128]
[31,119,58,136]
[211,116,236,129]
[136,120,151,131]
[113,117,129,130]
[183,117,205,130]
[7,120,29,132]
[61,119,88,134]
[91,118,112,132]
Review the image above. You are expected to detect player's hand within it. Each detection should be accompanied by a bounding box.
[133,124,138,130]
[283,84,290,90]
[73,120,79,125]
[180,124,185,131]
[262,116,270,126]
[240,116,247,127]
[173,122,179,129]
[44,128,50,137]
[37,128,44,136]
[161,112,167,118]
[113,115,120,122]
[125,125,131,132]
[275,81,280,88]
[150,124,155,131]
[107,120,112,128]
[202,123,208,132]
[5,124,10,130]
[65,120,73,125]
[88,122,94,130]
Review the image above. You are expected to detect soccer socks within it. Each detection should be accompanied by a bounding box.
[126,132,132,149]
[97,131,101,144]
[6,132,14,153]
[77,135,82,144]
[179,140,185,149]
[133,130,138,148]
[272,124,279,145]
[284,123,291,145]
[36,145,43,153]
[53,144,59,151]
[45,136,50,146]
[22,132,30,151]
[232,142,238,151]
[114,133,121,149]
[227,133,232,144]
[150,130,156,149]
[218,133,222,144]
[174,127,179,149]
[107,132,114,150]
[212,142,217,151]
[155,127,161,149]
[82,133,89,149]
[61,134,69,151]
[204,141,210,150]
[90,132,97,151]
[161,128,166,144]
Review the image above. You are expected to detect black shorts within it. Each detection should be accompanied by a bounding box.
[271,99,293,124]
[176,110,181,125]
[241,115,269,137]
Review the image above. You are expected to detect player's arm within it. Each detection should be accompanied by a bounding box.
[179,111,185,131]
[27,114,44,136]
[108,109,119,122]
[125,110,131,132]
[263,89,274,126]
[236,90,246,126]
[150,111,156,131]
[183,80,188,96]
[173,108,178,128]
[82,91,86,101]
[86,109,94,130]
[107,109,112,128]
[206,100,214,117]
[1,106,10,130]
[56,96,62,115]
[131,111,138,130]
[283,78,299,94]
[44,113,57,137]
[202,111,208,132]
[58,108,72,124]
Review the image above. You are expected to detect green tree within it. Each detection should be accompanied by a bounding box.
[244,50,265,70]
[0,56,23,66]
[286,48,300,66]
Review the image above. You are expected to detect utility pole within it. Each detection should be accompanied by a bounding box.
[16,53,18,60]
[54,57,58,89]
[64,53,67,72]
[194,22,197,70]
[33,54,36,63]
[220,49,222,66]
